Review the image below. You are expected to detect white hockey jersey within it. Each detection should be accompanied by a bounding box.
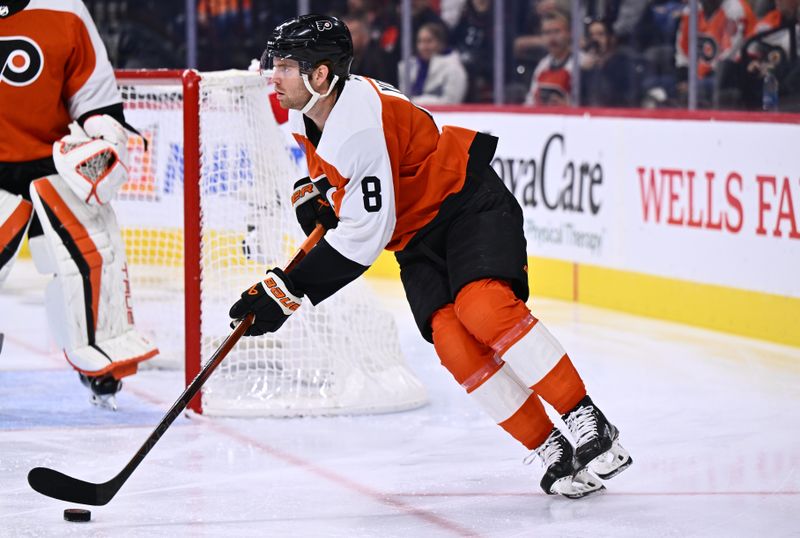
[289,75,480,267]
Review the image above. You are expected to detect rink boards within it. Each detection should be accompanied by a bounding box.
[369,108,800,348]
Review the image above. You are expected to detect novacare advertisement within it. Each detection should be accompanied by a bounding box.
[433,111,800,299]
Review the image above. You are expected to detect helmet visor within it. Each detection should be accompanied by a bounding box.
[260,48,314,76]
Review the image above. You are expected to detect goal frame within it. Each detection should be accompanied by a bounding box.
[116,69,204,412]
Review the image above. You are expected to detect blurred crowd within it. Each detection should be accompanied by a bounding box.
[85,0,800,111]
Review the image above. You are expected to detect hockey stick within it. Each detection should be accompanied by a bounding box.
[27,224,326,506]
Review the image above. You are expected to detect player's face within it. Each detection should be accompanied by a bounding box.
[270,58,311,110]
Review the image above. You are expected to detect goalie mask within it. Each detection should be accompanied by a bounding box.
[261,14,353,113]
[53,121,129,206]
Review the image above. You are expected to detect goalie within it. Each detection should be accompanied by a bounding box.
[231,15,632,499]
[0,0,157,409]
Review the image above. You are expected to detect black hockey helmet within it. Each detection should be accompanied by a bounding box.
[262,14,353,79]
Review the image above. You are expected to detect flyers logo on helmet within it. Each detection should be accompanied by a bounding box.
[0,36,44,86]
[316,20,333,31]
[0,6,9,17]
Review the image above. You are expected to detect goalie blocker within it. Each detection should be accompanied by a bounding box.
[27,115,157,388]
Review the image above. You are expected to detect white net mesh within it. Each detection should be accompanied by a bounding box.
[116,70,427,416]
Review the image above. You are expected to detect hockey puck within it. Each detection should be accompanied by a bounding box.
[63,508,91,522]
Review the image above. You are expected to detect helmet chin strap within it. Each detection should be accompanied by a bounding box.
[300,73,340,114]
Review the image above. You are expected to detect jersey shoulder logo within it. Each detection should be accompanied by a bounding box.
[0,36,44,87]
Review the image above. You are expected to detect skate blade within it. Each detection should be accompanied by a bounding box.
[551,469,605,499]
[588,439,632,480]
[90,393,118,411]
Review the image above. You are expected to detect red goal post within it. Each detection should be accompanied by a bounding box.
[116,69,203,411]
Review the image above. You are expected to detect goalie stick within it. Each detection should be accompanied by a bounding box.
[28,224,326,506]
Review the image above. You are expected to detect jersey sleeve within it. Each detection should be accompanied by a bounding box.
[325,127,397,267]
[289,128,396,304]
[63,1,122,121]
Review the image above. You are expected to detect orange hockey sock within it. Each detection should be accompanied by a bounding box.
[431,305,554,449]
[453,279,587,415]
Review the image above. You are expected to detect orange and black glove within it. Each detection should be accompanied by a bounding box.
[291,176,338,236]
[229,268,303,336]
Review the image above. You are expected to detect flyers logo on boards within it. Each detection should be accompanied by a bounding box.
[0,36,44,86]
[316,20,333,31]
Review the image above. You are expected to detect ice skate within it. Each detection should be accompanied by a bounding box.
[525,428,605,499]
[79,373,122,411]
[562,395,632,480]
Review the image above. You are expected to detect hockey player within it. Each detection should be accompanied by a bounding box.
[0,0,158,408]
[229,14,632,498]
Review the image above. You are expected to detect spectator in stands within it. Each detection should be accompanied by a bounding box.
[738,0,800,108]
[580,19,635,106]
[674,0,756,106]
[514,0,569,66]
[451,0,495,102]
[611,0,651,47]
[411,0,448,36]
[346,0,383,31]
[753,0,800,31]
[399,22,469,104]
[344,15,398,85]
[526,9,574,106]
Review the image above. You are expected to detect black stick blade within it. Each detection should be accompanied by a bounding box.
[27,467,115,506]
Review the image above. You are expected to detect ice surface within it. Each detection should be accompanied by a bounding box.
[1,261,798,537]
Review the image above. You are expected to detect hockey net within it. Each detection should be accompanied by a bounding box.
[114,69,426,416]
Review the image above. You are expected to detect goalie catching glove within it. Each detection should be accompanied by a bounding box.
[53,114,130,205]
[291,176,338,236]
[229,268,303,336]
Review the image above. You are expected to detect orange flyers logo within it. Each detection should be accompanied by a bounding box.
[247,284,260,295]
[0,36,44,86]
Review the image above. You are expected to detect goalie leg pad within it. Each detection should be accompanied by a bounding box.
[0,189,33,286]
[29,175,158,378]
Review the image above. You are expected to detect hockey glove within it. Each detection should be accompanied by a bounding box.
[229,268,303,336]
[291,176,338,236]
